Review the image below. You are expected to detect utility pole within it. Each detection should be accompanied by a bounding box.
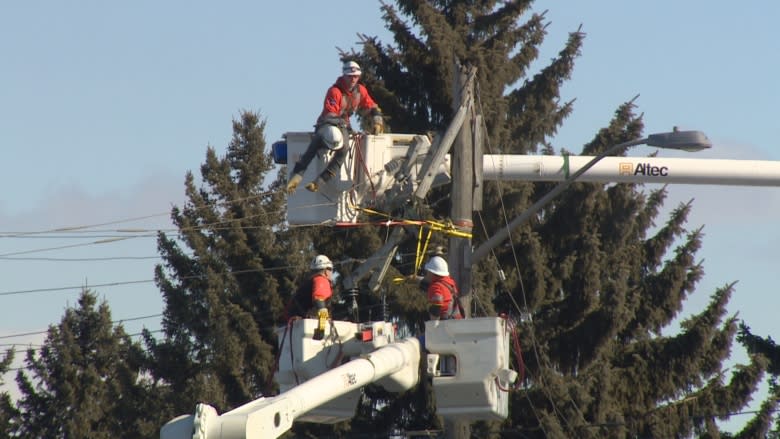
[444,61,477,439]
[449,63,477,319]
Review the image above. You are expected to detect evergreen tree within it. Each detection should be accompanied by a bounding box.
[323,1,776,437]
[140,2,776,438]
[0,349,19,439]
[143,111,353,436]
[10,290,156,438]
[737,323,780,435]
[739,323,780,378]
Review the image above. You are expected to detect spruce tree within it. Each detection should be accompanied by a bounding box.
[9,290,156,438]
[737,324,780,435]
[143,111,355,436]
[140,2,777,438]
[0,349,19,439]
[328,1,776,437]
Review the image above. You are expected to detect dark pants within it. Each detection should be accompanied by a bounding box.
[291,129,349,182]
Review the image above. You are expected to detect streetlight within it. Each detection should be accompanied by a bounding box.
[471,129,711,262]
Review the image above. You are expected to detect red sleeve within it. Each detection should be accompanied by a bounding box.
[427,282,447,306]
[321,86,343,118]
[311,275,332,302]
[357,84,378,111]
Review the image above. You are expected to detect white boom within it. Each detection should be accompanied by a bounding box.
[160,337,420,439]
[482,155,780,186]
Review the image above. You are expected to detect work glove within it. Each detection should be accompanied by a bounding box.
[371,115,384,135]
[317,308,330,321]
[286,173,302,194]
[305,176,325,193]
[313,308,329,340]
[406,274,422,283]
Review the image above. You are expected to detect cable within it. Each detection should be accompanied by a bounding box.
[0,314,163,340]
[474,85,558,434]
[475,83,587,436]
[0,278,154,297]
[4,329,164,373]
[0,189,291,238]
[0,236,141,258]
[0,249,424,298]
[0,255,161,262]
[1,212,171,238]
[0,186,421,262]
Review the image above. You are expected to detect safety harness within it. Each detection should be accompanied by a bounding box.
[434,280,464,320]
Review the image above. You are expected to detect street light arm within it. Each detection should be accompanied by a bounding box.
[471,137,647,263]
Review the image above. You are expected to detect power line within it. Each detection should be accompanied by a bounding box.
[4,329,165,372]
[0,189,297,239]
[0,255,161,262]
[0,314,163,340]
[0,278,155,297]
[0,236,141,258]
[475,86,580,436]
[2,233,159,239]
[0,212,171,238]
[0,250,415,298]
[0,188,369,264]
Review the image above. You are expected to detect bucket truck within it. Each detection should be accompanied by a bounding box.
[161,317,517,439]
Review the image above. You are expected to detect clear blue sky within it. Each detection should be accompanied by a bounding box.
[2,0,778,429]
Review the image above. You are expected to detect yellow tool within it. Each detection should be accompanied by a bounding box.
[313,308,329,340]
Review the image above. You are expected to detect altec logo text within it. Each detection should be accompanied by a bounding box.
[619,162,669,176]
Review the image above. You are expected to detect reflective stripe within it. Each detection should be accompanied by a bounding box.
[438,281,461,319]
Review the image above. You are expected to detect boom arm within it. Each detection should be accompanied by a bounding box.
[160,337,420,439]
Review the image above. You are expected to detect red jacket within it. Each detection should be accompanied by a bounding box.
[317,76,379,129]
[311,273,332,302]
[427,275,462,320]
[284,273,332,321]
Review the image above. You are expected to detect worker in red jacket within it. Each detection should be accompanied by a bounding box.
[285,254,334,319]
[286,60,384,194]
[284,254,336,340]
[422,256,463,320]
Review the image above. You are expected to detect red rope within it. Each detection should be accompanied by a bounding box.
[495,315,525,392]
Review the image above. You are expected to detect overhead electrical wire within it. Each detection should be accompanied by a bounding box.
[0,211,171,238]
[0,250,416,297]
[0,279,154,297]
[475,84,586,436]
[1,256,161,262]
[0,313,164,341]
[0,236,140,258]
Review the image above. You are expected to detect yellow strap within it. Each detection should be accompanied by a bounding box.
[414,225,434,273]
[425,219,473,239]
[347,205,473,242]
[414,226,424,273]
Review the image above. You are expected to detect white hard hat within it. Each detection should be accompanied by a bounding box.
[317,125,344,150]
[310,254,333,271]
[424,256,449,277]
[342,60,362,76]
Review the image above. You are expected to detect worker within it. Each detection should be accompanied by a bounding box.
[286,60,384,194]
[420,256,463,320]
[284,255,335,339]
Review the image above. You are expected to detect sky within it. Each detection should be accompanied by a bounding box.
[2,0,779,430]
